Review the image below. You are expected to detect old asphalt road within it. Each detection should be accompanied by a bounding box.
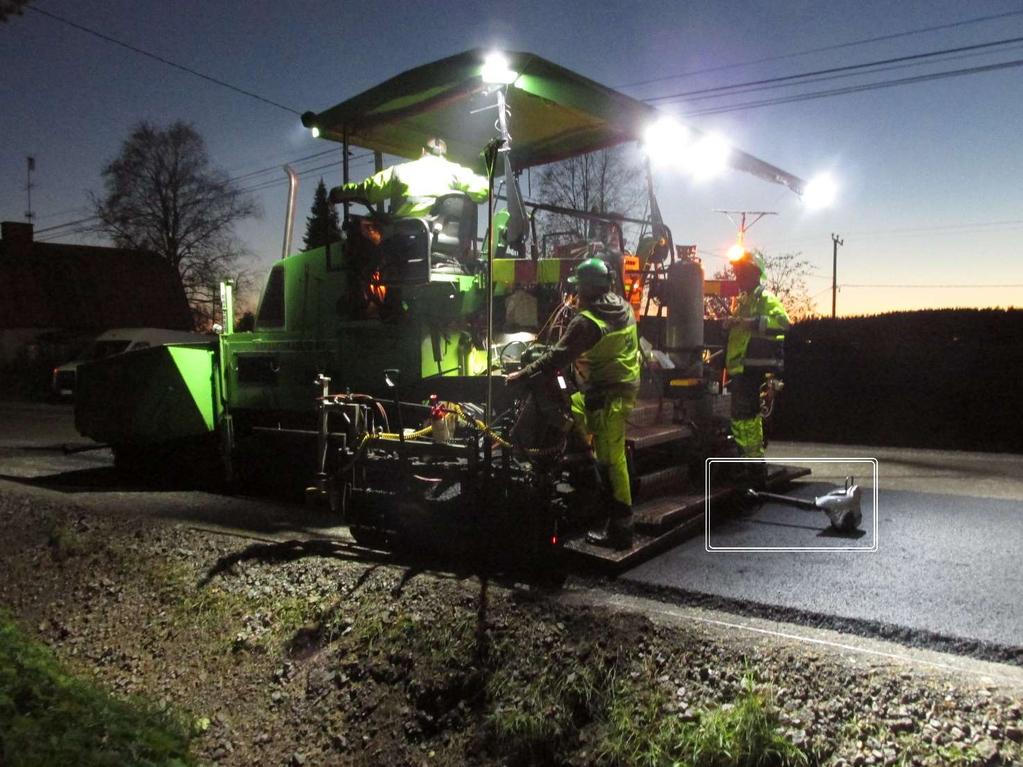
[0,400,350,540]
[2,400,1022,660]
[619,444,1023,660]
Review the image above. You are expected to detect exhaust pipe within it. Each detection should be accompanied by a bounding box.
[281,164,299,259]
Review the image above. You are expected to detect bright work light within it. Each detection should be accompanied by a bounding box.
[644,119,729,180]
[686,133,730,181]
[481,52,518,85]
[803,173,837,209]
[643,118,690,167]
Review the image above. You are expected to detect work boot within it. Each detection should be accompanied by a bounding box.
[586,503,634,550]
[586,518,634,550]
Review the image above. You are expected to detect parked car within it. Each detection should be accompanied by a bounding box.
[51,328,208,398]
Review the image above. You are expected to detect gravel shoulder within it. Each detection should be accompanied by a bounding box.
[2,478,1022,766]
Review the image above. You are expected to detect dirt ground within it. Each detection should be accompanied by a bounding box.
[2,484,1022,767]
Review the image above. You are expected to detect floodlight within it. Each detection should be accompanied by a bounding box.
[685,133,730,181]
[481,52,518,85]
[642,118,690,167]
[803,173,837,209]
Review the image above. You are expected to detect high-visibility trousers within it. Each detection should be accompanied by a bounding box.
[570,389,636,507]
[729,371,765,458]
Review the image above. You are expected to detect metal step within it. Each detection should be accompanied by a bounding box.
[626,422,692,451]
[562,463,814,573]
[562,515,705,571]
[633,465,690,503]
[627,398,669,428]
[633,488,728,533]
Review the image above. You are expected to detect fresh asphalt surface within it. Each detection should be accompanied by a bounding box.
[622,479,1023,650]
[2,400,1022,654]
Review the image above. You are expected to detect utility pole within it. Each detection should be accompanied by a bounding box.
[831,233,844,318]
[716,210,776,250]
[25,156,35,222]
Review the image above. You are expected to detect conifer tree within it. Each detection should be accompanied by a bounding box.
[302,178,342,250]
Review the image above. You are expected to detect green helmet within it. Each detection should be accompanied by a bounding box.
[732,250,766,279]
[567,257,612,290]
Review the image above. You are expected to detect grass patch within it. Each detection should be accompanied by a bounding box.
[45,517,86,561]
[485,650,806,767]
[146,560,319,654]
[838,716,991,767]
[487,659,609,763]
[680,676,807,767]
[0,611,194,767]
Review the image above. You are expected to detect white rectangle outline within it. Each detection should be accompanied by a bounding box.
[704,457,879,553]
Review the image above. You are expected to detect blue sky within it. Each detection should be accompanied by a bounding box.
[2,0,1021,315]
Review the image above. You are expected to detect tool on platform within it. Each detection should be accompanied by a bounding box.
[747,476,862,532]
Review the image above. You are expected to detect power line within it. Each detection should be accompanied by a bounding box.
[27,5,301,115]
[660,40,1023,104]
[617,10,1023,89]
[647,35,1023,104]
[33,216,97,235]
[32,150,376,240]
[666,57,1023,117]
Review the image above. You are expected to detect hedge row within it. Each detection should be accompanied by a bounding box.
[771,309,1023,453]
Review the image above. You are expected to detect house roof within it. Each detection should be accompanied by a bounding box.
[0,231,193,331]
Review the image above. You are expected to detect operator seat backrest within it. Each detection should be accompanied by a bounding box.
[429,193,478,266]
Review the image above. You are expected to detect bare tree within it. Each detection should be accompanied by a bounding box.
[532,147,646,254]
[759,251,818,319]
[0,1,31,22]
[713,249,818,319]
[93,121,259,328]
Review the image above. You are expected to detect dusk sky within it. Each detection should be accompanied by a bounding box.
[2,0,1022,316]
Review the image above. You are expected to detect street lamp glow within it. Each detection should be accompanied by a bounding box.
[642,118,690,167]
[481,52,518,85]
[727,243,747,262]
[803,173,837,209]
[310,126,321,139]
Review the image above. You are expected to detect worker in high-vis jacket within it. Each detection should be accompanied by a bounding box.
[508,258,641,549]
[724,251,790,460]
[329,137,488,217]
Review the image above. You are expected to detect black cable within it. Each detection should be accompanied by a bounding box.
[669,57,1023,117]
[618,10,1023,89]
[676,43,1023,104]
[647,35,1023,103]
[27,5,301,115]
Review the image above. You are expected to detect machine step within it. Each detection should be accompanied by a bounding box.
[627,398,669,428]
[633,489,728,533]
[562,463,814,572]
[626,422,692,451]
[562,515,705,571]
[633,465,690,503]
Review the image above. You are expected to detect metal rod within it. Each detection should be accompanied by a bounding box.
[749,489,819,510]
[281,165,299,259]
[342,131,351,224]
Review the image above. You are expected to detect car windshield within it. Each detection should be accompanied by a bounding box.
[82,340,131,360]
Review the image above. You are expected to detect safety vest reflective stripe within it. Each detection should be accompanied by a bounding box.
[726,286,790,375]
[577,309,641,390]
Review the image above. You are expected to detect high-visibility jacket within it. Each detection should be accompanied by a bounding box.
[341,155,488,218]
[726,285,790,375]
[576,309,641,395]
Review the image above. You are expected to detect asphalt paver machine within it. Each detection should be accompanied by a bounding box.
[75,50,811,571]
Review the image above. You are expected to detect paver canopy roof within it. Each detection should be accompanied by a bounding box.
[302,49,805,194]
